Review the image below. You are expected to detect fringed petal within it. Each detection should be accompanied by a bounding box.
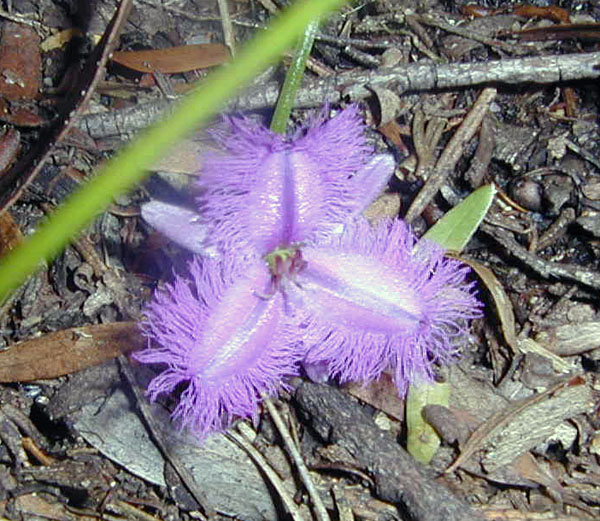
[141,201,212,255]
[135,256,299,438]
[289,219,482,392]
[196,106,391,255]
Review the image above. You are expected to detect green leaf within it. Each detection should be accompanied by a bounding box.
[422,184,495,253]
[0,0,348,301]
[270,18,319,134]
[407,185,494,464]
[406,377,450,464]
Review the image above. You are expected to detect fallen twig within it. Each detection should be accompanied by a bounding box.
[77,51,600,140]
[227,424,307,521]
[482,223,600,291]
[294,382,486,521]
[405,87,497,222]
[263,397,331,521]
[217,0,236,57]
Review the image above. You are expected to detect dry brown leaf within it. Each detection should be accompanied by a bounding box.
[460,258,519,351]
[0,322,143,382]
[0,210,23,255]
[511,453,564,499]
[514,23,600,42]
[346,372,405,421]
[377,120,410,154]
[0,22,41,100]
[111,43,230,74]
[512,5,570,24]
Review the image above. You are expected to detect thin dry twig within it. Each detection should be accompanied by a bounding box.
[535,207,577,252]
[465,114,495,188]
[78,52,600,141]
[482,223,600,291]
[0,8,47,32]
[405,87,497,222]
[263,397,331,521]
[217,0,236,57]
[117,355,216,518]
[416,13,522,54]
[227,423,307,521]
[411,110,447,182]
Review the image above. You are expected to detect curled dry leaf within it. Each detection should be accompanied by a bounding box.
[0,322,143,382]
[459,258,518,351]
[461,258,572,372]
[370,86,402,126]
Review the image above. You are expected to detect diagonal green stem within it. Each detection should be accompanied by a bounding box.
[270,19,319,134]
[0,0,347,301]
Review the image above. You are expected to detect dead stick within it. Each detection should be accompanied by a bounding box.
[482,224,600,291]
[405,87,497,222]
[78,52,600,140]
[295,382,486,521]
[263,397,331,521]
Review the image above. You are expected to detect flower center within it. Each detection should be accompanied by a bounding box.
[264,246,306,292]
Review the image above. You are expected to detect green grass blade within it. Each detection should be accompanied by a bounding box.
[407,184,495,463]
[0,0,347,301]
[422,184,496,253]
[270,18,319,134]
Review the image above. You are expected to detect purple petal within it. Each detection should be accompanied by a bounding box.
[141,201,213,256]
[196,106,390,254]
[348,154,395,217]
[287,219,482,393]
[134,257,299,437]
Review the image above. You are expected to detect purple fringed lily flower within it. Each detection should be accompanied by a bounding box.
[141,106,394,256]
[283,219,482,394]
[136,104,483,439]
[134,256,298,437]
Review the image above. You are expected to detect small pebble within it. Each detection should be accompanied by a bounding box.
[510,178,542,212]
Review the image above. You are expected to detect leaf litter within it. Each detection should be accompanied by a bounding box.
[0,0,599,520]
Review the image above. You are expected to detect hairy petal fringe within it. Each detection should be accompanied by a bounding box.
[135,256,299,437]
[290,219,482,393]
[196,106,392,255]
